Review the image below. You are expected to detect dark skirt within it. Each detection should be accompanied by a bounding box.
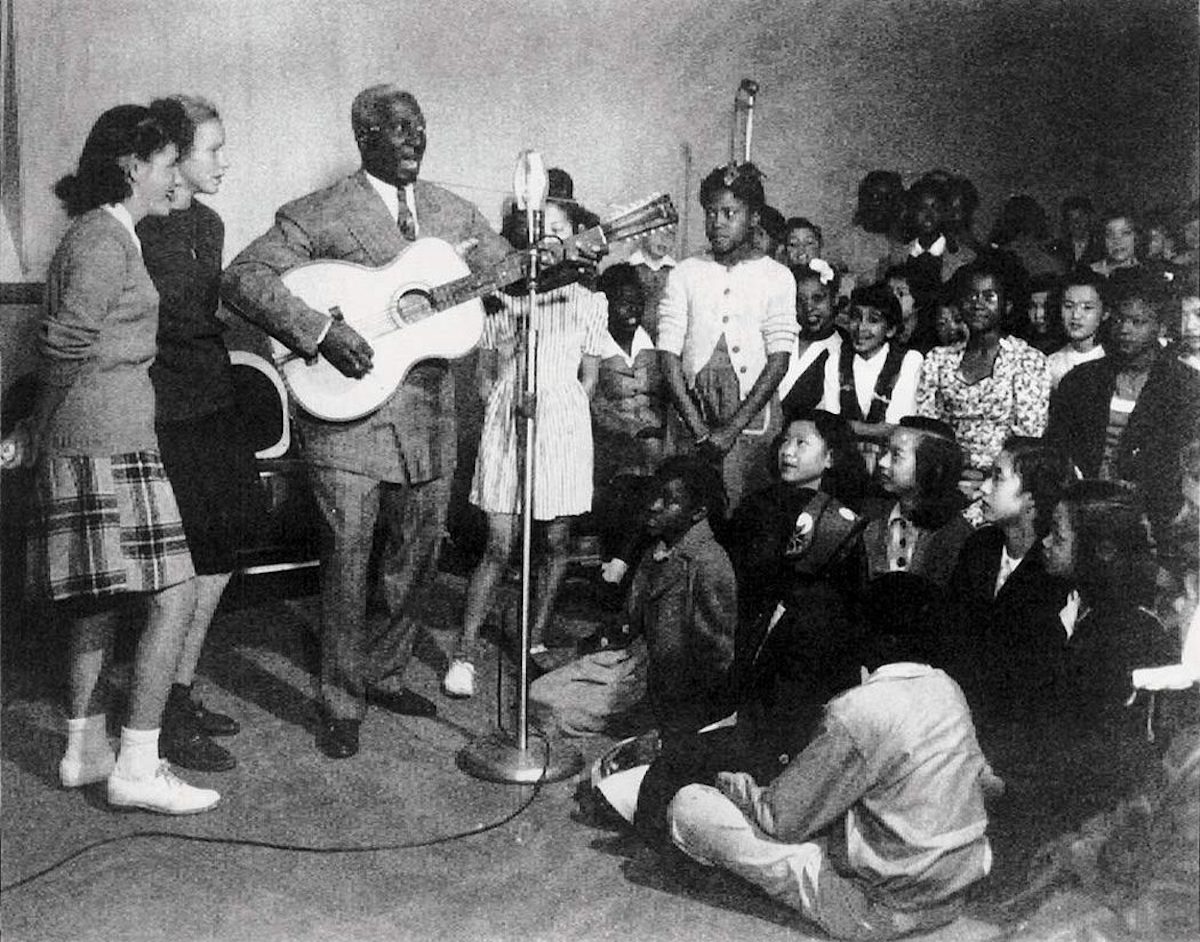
[157,406,266,575]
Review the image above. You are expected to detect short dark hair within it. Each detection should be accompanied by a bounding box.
[1058,480,1155,606]
[699,162,765,213]
[149,95,220,157]
[860,573,946,669]
[849,282,903,332]
[54,104,174,217]
[596,262,643,299]
[785,216,823,244]
[791,261,842,297]
[350,84,420,140]
[1003,436,1072,537]
[758,205,788,242]
[906,176,948,210]
[956,260,1011,312]
[653,455,728,524]
[1106,267,1170,320]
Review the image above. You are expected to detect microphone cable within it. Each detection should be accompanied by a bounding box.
[0,737,550,895]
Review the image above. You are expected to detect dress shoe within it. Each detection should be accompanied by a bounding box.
[161,725,236,773]
[107,761,221,815]
[367,688,437,718]
[168,683,240,737]
[316,718,360,759]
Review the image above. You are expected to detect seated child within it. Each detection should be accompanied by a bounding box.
[884,265,923,350]
[667,573,994,942]
[625,412,868,852]
[946,437,1072,745]
[782,216,823,268]
[864,416,972,586]
[932,291,967,349]
[778,259,842,417]
[821,283,924,473]
[1047,269,1200,533]
[755,205,789,261]
[530,457,736,740]
[1037,481,1177,827]
[1022,273,1066,355]
[1046,269,1107,389]
[590,263,672,574]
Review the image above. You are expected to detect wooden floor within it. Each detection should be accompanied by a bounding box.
[0,569,1108,942]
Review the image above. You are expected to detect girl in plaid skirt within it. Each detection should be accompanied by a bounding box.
[3,105,218,815]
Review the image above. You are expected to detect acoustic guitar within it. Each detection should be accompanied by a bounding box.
[273,194,677,421]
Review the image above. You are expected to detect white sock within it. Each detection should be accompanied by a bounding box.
[114,727,161,780]
[61,715,113,782]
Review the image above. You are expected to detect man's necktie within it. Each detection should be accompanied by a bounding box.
[396,192,416,241]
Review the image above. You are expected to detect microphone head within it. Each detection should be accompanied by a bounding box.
[513,150,549,211]
[739,78,759,96]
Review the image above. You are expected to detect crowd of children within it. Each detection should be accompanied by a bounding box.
[498,163,1199,938]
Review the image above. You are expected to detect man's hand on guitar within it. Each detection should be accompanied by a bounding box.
[319,320,375,379]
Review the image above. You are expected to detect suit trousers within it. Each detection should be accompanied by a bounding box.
[308,464,452,720]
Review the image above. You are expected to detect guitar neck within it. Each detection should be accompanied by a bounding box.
[429,253,528,311]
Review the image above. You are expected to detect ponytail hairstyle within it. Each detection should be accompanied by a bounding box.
[54,105,173,217]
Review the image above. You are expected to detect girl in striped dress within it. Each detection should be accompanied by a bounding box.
[443,199,607,698]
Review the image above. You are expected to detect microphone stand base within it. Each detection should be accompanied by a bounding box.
[457,730,584,785]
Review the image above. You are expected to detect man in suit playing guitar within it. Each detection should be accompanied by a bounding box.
[222,84,512,759]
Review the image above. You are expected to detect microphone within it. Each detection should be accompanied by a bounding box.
[512,149,548,213]
[739,78,759,98]
[513,150,549,281]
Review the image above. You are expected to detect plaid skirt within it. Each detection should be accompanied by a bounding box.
[27,451,195,601]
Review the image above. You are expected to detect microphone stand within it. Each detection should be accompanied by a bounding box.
[458,152,583,785]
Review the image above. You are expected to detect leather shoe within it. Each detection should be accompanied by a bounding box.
[161,726,237,773]
[316,718,360,759]
[367,688,437,718]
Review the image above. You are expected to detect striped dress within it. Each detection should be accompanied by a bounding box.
[470,284,607,519]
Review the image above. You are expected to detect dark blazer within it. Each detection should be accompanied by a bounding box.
[1046,353,1200,526]
[221,171,511,481]
[945,526,1070,732]
[630,518,737,736]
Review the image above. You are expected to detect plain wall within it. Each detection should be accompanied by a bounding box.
[3,0,1198,283]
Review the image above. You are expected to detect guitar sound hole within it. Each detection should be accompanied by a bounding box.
[392,290,435,328]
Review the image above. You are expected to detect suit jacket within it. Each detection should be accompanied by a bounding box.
[221,171,511,481]
[1046,353,1200,526]
[945,526,1070,731]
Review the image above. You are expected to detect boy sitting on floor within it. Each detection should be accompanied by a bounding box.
[530,456,736,740]
[667,573,995,942]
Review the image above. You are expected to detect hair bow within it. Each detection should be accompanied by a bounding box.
[808,258,835,285]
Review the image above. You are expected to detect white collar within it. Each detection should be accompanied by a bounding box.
[600,325,655,365]
[856,342,891,366]
[909,233,947,258]
[365,172,417,231]
[102,203,141,254]
[865,663,935,683]
[628,248,676,271]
